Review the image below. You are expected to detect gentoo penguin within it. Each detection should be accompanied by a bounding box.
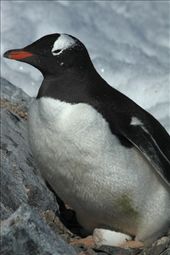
[3,33,170,247]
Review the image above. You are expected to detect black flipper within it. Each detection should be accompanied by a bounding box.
[117,120,170,187]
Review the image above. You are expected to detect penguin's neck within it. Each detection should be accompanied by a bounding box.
[36,66,103,104]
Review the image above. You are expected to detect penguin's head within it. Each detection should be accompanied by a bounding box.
[3,33,92,76]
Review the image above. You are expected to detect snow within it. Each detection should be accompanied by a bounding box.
[1,1,170,132]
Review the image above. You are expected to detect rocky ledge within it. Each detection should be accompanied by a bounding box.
[0,77,169,255]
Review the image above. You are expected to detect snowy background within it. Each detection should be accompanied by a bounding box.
[1,0,170,132]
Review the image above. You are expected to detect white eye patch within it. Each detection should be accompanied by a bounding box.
[51,34,75,56]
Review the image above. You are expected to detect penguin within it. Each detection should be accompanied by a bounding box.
[3,33,170,248]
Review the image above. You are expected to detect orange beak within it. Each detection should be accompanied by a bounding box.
[3,49,33,60]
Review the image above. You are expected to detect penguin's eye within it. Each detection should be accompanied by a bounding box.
[52,49,62,55]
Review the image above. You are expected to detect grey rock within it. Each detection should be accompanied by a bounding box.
[1,204,76,255]
[1,77,31,106]
[1,77,58,220]
[139,236,170,255]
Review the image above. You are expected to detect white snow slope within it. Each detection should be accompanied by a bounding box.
[1,1,170,132]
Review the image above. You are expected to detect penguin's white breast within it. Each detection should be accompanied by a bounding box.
[28,97,168,228]
[28,97,146,182]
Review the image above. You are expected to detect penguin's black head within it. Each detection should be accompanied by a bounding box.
[3,33,92,76]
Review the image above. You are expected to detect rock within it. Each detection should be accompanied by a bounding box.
[0,77,58,220]
[139,236,170,255]
[0,77,169,255]
[1,204,76,255]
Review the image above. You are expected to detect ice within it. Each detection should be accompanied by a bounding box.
[1,1,170,132]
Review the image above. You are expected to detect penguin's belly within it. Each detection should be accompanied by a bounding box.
[28,97,170,238]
